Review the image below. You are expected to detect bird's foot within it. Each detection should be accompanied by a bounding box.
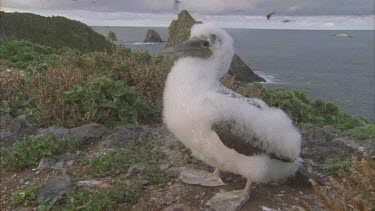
[206,189,250,211]
[179,167,225,187]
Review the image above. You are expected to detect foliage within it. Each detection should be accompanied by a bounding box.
[344,123,375,140]
[0,100,11,116]
[106,27,118,43]
[0,40,78,71]
[297,154,375,211]
[321,159,352,175]
[38,187,141,211]
[0,135,78,171]
[0,11,112,52]
[61,77,157,128]
[88,139,162,178]
[7,182,44,208]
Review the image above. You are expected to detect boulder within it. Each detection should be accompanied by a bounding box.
[0,116,36,147]
[37,174,72,202]
[70,122,107,144]
[100,124,149,149]
[144,29,163,42]
[165,10,265,83]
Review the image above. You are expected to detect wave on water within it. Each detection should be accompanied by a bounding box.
[254,71,279,84]
[129,42,161,45]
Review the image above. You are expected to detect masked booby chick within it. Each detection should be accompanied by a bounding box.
[161,23,311,211]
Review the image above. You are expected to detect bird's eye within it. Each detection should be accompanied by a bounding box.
[201,41,209,48]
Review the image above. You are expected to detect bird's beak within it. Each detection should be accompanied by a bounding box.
[158,39,212,59]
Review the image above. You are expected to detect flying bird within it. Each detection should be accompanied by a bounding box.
[161,23,322,210]
[266,11,276,20]
[91,1,96,4]
[282,19,292,23]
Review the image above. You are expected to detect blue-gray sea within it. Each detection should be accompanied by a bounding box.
[92,26,375,121]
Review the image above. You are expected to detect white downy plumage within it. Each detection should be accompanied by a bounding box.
[162,23,302,210]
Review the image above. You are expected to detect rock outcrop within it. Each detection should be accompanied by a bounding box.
[144,29,163,42]
[0,11,112,52]
[165,10,266,83]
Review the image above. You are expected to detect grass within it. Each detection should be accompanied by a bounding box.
[7,182,44,208]
[321,159,352,175]
[0,134,78,171]
[38,187,141,211]
[88,139,162,178]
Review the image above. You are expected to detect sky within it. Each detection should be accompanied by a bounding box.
[1,0,374,30]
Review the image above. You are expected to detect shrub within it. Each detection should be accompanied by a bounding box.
[0,40,78,71]
[62,77,157,128]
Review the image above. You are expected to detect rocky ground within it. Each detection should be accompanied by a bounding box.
[0,115,374,210]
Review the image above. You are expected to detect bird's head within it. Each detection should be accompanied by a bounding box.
[160,23,234,77]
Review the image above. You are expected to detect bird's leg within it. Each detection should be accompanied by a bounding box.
[213,168,220,178]
[243,178,252,196]
[179,167,225,187]
[206,178,252,211]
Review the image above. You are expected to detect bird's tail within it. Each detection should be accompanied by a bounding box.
[297,164,324,185]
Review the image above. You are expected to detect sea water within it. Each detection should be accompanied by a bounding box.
[92,26,375,121]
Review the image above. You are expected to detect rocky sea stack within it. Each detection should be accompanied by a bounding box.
[144,29,163,42]
[165,10,266,83]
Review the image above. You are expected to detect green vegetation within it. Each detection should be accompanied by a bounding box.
[0,40,172,127]
[0,39,77,70]
[61,78,157,128]
[321,159,352,175]
[0,11,112,52]
[38,187,141,211]
[0,135,78,171]
[88,139,162,178]
[8,182,44,208]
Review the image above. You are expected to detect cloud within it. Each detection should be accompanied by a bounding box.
[1,0,374,16]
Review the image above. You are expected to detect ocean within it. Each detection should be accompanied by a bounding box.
[92,26,375,121]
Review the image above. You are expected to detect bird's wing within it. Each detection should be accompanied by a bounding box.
[212,120,293,162]
[216,84,269,110]
[206,91,301,161]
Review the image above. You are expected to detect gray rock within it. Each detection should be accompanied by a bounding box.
[76,179,111,189]
[300,125,373,161]
[37,124,71,140]
[0,115,36,147]
[164,10,265,83]
[100,124,149,149]
[144,29,163,42]
[37,174,72,202]
[229,54,266,83]
[37,152,75,170]
[70,123,107,144]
